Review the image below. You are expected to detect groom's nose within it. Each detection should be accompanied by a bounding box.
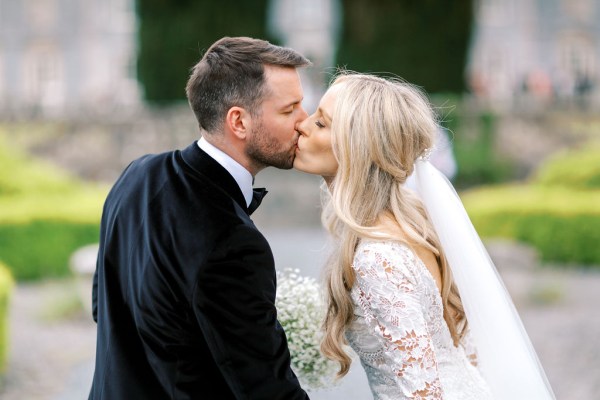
[297,105,308,121]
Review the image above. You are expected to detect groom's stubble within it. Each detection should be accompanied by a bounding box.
[246,117,299,171]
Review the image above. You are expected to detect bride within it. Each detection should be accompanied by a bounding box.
[293,72,555,399]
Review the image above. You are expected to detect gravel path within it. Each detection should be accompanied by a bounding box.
[0,280,96,400]
[1,234,599,400]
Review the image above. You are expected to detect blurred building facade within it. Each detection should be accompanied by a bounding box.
[467,0,600,108]
[0,0,140,118]
[267,0,342,112]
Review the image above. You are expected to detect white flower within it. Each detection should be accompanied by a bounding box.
[276,268,338,389]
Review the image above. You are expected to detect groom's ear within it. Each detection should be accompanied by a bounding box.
[225,106,251,140]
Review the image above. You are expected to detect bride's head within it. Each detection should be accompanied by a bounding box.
[294,73,436,182]
[309,73,466,377]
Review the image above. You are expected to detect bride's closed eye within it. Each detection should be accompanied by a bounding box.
[315,120,326,128]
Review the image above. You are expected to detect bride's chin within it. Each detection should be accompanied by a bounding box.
[293,160,317,175]
[292,159,305,172]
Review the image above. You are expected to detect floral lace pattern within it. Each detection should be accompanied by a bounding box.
[346,240,493,400]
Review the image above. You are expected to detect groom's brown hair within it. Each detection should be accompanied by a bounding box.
[186,36,310,133]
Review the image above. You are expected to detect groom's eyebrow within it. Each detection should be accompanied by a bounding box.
[282,98,303,109]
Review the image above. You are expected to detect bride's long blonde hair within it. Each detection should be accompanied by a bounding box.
[320,73,466,377]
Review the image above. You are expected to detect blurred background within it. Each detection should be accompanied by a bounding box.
[0,0,599,398]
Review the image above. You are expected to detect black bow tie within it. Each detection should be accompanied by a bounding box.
[248,188,268,215]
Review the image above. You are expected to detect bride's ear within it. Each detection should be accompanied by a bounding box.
[225,106,251,141]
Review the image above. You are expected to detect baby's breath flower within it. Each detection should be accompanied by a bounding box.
[276,268,338,389]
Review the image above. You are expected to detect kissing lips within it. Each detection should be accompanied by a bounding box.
[295,135,302,152]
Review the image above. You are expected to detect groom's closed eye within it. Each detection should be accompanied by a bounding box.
[281,99,303,113]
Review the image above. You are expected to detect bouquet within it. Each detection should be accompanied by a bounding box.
[276,269,338,389]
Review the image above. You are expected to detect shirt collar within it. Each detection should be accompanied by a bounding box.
[197,137,253,207]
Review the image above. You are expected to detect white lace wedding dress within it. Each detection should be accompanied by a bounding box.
[346,240,494,399]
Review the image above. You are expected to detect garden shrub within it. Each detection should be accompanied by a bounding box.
[0,138,107,281]
[463,184,600,266]
[534,144,600,190]
[0,261,14,375]
[0,221,101,281]
[0,138,78,196]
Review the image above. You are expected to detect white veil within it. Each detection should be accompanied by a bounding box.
[414,160,556,400]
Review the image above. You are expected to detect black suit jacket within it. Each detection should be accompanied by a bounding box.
[89,142,309,400]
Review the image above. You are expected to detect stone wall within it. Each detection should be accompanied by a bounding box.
[1,104,323,228]
[2,103,597,227]
[456,99,600,178]
[494,110,600,176]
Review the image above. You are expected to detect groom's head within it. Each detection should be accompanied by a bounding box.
[186,37,311,173]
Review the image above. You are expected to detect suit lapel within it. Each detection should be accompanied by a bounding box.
[179,142,248,212]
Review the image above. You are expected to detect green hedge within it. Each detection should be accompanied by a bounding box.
[0,138,107,281]
[463,185,600,265]
[0,221,100,281]
[534,144,600,190]
[0,189,106,225]
[0,136,80,196]
[0,261,14,375]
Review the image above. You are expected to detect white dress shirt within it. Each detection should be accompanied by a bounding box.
[197,138,253,207]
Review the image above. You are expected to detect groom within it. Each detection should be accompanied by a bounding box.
[89,37,311,399]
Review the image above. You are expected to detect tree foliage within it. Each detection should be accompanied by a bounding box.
[136,0,473,102]
[137,0,270,103]
[337,0,473,93]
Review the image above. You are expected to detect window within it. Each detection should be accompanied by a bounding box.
[23,44,65,110]
[558,33,596,79]
[561,0,594,22]
[26,0,58,32]
[478,0,517,26]
[0,53,4,106]
[110,0,137,33]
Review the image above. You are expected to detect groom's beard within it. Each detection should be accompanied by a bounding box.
[246,120,298,170]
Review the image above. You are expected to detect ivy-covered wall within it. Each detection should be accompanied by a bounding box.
[333,0,473,93]
[137,0,271,103]
[136,0,474,103]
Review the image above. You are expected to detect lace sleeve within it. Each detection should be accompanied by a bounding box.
[352,243,444,399]
[460,328,479,368]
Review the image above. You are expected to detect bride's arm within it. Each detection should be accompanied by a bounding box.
[353,242,444,399]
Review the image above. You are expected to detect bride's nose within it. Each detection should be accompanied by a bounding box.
[296,118,309,136]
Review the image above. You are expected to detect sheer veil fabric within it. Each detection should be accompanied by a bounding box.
[414,160,556,400]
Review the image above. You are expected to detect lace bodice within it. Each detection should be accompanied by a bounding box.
[346,240,493,400]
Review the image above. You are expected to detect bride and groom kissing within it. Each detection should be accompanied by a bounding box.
[88,37,555,399]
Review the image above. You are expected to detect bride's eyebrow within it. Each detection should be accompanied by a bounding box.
[318,107,332,123]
